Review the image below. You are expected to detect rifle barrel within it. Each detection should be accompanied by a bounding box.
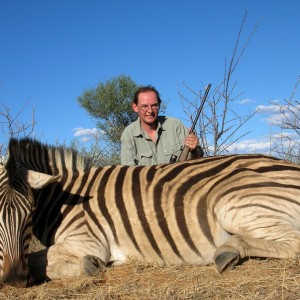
[189,83,211,133]
[175,83,212,162]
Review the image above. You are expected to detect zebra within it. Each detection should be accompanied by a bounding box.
[0,137,300,285]
[0,147,61,286]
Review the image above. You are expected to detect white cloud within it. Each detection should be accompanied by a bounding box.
[73,127,104,142]
[255,102,300,129]
[271,131,298,139]
[262,114,284,126]
[236,98,254,105]
[225,139,271,153]
[221,132,299,155]
[256,104,282,114]
[256,103,300,115]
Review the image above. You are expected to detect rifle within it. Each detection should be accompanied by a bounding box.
[170,83,211,163]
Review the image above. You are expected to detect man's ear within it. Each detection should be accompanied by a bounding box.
[132,102,138,113]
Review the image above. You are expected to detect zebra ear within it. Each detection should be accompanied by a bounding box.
[26,169,61,189]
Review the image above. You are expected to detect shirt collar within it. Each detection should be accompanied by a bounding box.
[133,116,166,137]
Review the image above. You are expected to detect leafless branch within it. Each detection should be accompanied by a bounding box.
[0,101,36,159]
[178,11,259,156]
[268,77,300,162]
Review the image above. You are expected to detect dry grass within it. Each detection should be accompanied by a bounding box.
[1,238,300,299]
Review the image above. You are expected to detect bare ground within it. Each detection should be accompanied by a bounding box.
[1,257,300,299]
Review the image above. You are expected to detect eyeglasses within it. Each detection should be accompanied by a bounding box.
[138,103,160,111]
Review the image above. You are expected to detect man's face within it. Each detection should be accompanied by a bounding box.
[132,91,160,125]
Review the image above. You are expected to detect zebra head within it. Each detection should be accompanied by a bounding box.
[0,139,60,286]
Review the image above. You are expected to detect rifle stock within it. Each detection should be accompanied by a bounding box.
[178,144,191,162]
[176,83,211,162]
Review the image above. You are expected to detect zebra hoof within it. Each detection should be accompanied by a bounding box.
[80,255,106,277]
[213,247,240,273]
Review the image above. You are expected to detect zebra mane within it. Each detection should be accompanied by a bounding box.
[8,137,94,174]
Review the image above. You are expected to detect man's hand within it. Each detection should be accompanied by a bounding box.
[184,133,199,152]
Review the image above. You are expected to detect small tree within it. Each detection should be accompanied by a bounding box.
[70,130,121,167]
[179,12,259,156]
[78,75,139,148]
[77,75,139,164]
[269,77,300,163]
[0,101,36,160]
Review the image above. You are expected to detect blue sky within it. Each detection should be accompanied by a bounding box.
[0,0,299,154]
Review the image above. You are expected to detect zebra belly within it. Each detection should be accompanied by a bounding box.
[106,218,229,266]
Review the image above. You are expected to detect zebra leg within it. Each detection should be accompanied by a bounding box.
[29,246,106,281]
[28,249,49,281]
[79,255,106,276]
[213,234,299,273]
[29,248,83,281]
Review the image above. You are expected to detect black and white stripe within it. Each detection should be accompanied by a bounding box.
[0,137,299,283]
[0,160,33,285]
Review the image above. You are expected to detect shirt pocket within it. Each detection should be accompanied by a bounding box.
[138,152,153,165]
[163,143,183,159]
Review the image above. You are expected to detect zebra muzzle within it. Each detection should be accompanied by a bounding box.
[26,274,35,287]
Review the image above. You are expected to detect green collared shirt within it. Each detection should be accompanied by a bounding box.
[121,116,191,166]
